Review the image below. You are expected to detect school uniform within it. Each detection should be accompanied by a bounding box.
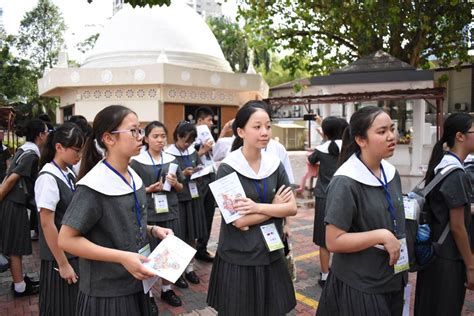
[130,150,184,244]
[0,144,11,182]
[0,142,40,256]
[207,148,296,316]
[35,163,79,316]
[165,145,207,241]
[193,141,217,256]
[414,154,472,316]
[308,140,341,247]
[317,154,408,316]
[61,160,152,316]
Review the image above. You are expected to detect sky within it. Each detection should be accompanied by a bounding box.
[0,0,237,63]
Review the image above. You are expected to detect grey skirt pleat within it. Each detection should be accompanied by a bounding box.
[0,200,31,255]
[76,290,153,316]
[207,254,296,316]
[317,272,404,316]
[414,257,466,316]
[313,197,327,247]
[178,200,207,240]
[39,258,79,316]
[148,219,181,250]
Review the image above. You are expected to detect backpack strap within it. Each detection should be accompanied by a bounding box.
[422,164,463,196]
[423,164,464,245]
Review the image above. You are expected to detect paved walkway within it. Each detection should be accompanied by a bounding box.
[1,195,474,315]
[1,151,474,315]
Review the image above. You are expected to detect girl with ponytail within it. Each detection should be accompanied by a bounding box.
[207,100,297,315]
[35,123,84,314]
[415,113,474,315]
[58,105,172,316]
[317,106,407,315]
[308,116,348,287]
[0,119,48,297]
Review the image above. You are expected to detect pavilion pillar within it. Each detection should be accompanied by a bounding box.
[345,102,355,121]
[410,99,426,175]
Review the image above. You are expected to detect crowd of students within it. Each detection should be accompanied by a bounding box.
[0,101,473,316]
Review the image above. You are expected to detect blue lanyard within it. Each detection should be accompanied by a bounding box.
[447,151,463,165]
[179,148,192,168]
[102,160,144,237]
[358,156,398,234]
[253,179,267,203]
[147,151,163,180]
[51,160,75,192]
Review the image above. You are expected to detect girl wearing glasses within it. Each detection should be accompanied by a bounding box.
[0,119,49,297]
[415,113,474,315]
[166,121,207,285]
[58,105,172,316]
[130,121,185,308]
[35,123,85,315]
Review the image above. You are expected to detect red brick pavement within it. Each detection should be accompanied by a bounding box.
[1,198,474,315]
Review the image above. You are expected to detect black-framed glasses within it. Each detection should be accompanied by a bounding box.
[111,128,145,138]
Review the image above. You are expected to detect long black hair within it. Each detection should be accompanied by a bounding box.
[425,112,474,183]
[16,119,47,142]
[321,116,348,157]
[40,123,85,169]
[78,105,135,180]
[231,100,272,151]
[339,106,385,166]
[144,121,168,150]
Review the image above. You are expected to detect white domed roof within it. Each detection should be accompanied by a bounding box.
[82,1,232,72]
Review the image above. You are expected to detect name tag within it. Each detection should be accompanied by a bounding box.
[394,238,409,274]
[403,197,419,220]
[154,194,169,214]
[189,182,199,199]
[138,243,151,257]
[260,223,284,252]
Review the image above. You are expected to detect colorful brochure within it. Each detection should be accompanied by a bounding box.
[209,172,245,224]
[142,235,196,293]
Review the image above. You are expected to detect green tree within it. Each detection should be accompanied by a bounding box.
[207,16,271,73]
[87,0,171,6]
[239,0,473,75]
[257,55,310,89]
[16,0,66,73]
[75,33,99,54]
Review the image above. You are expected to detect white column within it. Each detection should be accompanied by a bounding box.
[345,102,355,122]
[410,99,426,175]
[322,103,331,118]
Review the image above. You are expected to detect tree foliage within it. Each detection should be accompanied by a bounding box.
[208,16,271,73]
[239,0,473,75]
[87,0,171,6]
[16,0,66,72]
[75,33,100,54]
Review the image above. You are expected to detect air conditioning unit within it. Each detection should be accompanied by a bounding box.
[453,102,468,111]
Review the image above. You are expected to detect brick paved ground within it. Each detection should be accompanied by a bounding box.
[1,151,474,315]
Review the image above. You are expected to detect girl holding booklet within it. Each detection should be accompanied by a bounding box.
[35,123,84,315]
[415,113,474,315]
[316,106,408,315]
[58,105,172,316]
[165,121,207,285]
[130,121,185,307]
[207,100,297,315]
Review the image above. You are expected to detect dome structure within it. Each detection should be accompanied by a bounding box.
[82,0,232,72]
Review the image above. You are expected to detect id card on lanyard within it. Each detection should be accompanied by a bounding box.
[153,194,169,213]
[255,178,284,252]
[189,182,199,198]
[103,161,146,245]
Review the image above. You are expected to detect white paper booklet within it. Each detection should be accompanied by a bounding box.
[196,125,215,145]
[142,235,196,293]
[190,165,213,179]
[209,172,245,224]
